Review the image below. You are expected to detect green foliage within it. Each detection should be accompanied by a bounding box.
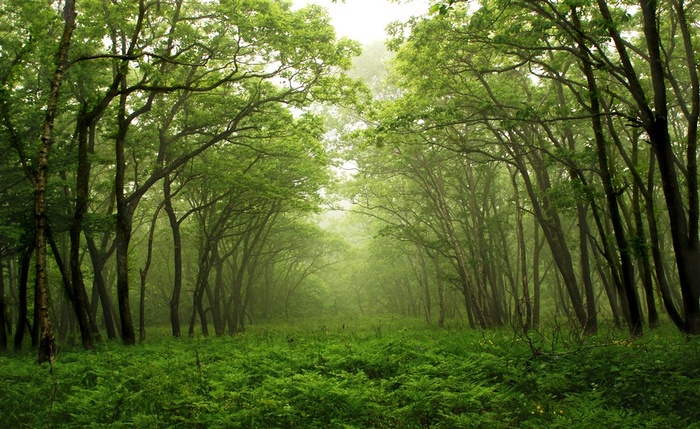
[1,322,698,428]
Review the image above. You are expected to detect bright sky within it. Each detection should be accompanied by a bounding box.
[292,0,430,44]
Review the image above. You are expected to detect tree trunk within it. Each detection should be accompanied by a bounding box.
[34,0,76,362]
[641,0,700,333]
[85,236,118,339]
[115,196,136,345]
[631,144,659,328]
[207,247,224,335]
[431,252,446,328]
[514,152,588,329]
[67,115,96,350]
[576,201,598,334]
[570,6,641,335]
[532,218,542,328]
[594,0,700,333]
[139,203,162,342]
[163,173,184,337]
[0,260,7,352]
[511,170,531,331]
[114,77,137,345]
[212,254,226,336]
[189,244,211,337]
[14,246,32,351]
[645,152,685,328]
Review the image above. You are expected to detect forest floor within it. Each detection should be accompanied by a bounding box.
[1,317,699,428]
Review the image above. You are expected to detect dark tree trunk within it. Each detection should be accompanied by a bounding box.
[641,0,700,334]
[205,246,223,335]
[32,280,39,348]
[0,260,7,352]
[139,203,162,342]
[67,114,97,350]
[593,0,700,333]
[115,199,136,345]
[189,244,211,337]
[514,152,588,329]
[14,246,32,351]
[85,236,118,339]
[532,218,542,328]
[576,201,597,334]
[646,153,685,328]
[211,250,225,336]
[592,243,622,329]
[572,6,642,335]
[164,173,184,337]
[632,144,659,328]
[114,77,137,345]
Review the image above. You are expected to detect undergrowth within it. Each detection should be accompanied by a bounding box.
[1,318,699,428]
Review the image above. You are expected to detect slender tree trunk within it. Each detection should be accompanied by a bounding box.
[85,237,118,339]
[572,6,642,335]
[645,152,685,328]
[413,251,431,325]
[57,295,70,343]
[436,173,486,327]
[67,115,96,349]
[163,174,184,337]
[5,259,15,339]
[240,274,255,331]
[591,238,622,328]
[139,203,162,342]
[431,252,446,328]
[114,79,137,345]
[211,253,226,336]
[32,279,40,348]
[207,248,223,335]
[511,170,531,331]
[47,226,101,343]
[34,0,76,364]
[189,244,211,337]
[230,261,247,333]
[631,144,659,328]
[532,218,542,328]
[14,246,32,351]
[514,153,588,328]
[203,280,219,333]
[0,260,7,352]
[576,201,598,334]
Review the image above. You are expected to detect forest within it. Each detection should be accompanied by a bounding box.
[1,0,700,427]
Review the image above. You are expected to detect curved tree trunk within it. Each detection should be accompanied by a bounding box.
[163,174,184,337]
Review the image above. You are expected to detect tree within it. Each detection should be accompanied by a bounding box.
[35,0,76,363]
[426,0,700,334]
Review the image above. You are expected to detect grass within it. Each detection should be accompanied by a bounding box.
[1,317,699,428]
